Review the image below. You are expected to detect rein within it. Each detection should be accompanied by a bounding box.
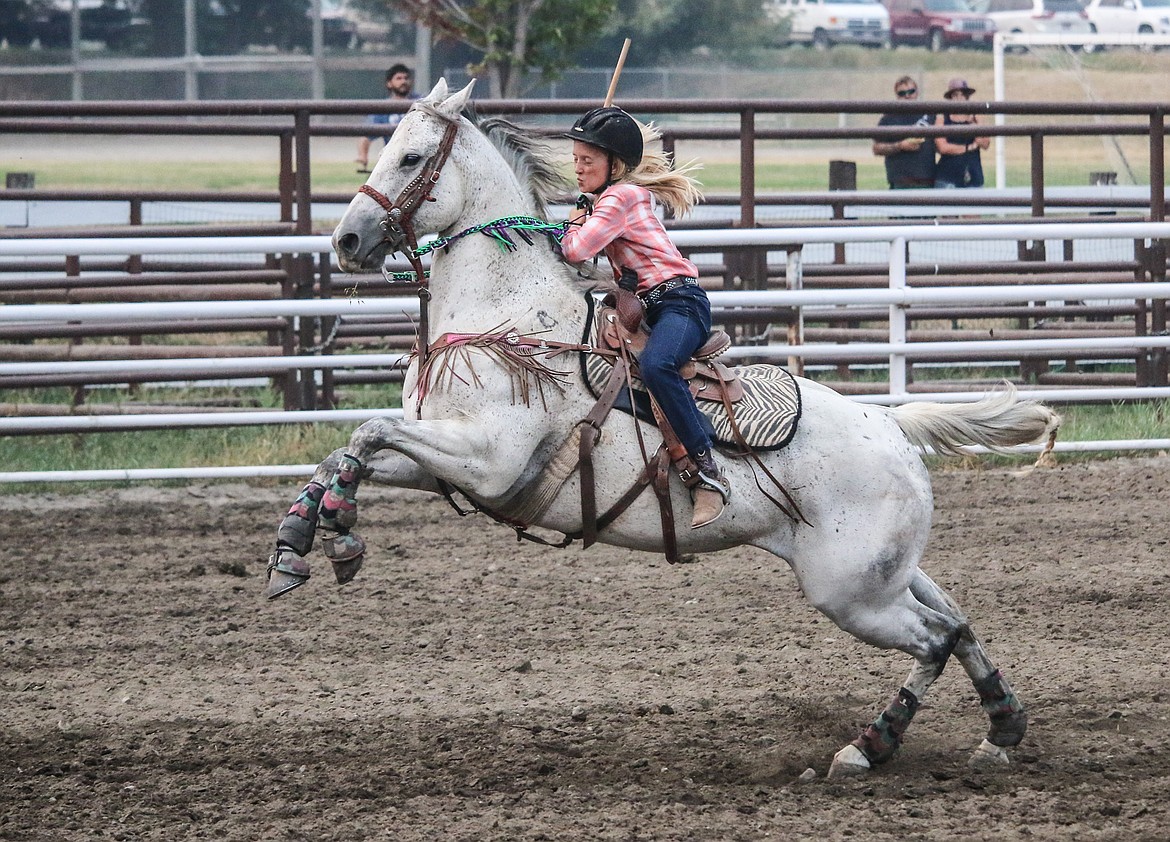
[414,216,568,258]
[375,216,570,284]
[353,111,574,364]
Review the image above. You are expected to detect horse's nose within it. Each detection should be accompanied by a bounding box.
[335,231,361,260]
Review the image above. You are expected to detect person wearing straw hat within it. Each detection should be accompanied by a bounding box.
[558,107,731,529]
[933,78,990,189]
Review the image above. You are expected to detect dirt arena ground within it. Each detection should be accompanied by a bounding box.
[3,456,1169,841]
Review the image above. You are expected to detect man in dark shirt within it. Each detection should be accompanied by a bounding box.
[356,64,417,171]
[872,76,936,189]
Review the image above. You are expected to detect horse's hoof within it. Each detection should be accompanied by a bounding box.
[330,556,364,585]
[265,549,310,599]
[827,744,871,779]
[988,709,1028,747]
[323,533,366,585]
[968,738,1010,771]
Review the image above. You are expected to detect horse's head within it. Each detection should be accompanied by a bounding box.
[332,78,477,273]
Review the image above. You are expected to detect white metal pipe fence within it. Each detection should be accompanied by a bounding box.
[2,221,1169,481]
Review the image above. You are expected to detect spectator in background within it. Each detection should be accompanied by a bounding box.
[356,64,417,171]
[872,75,935,189]
[933,78,990,189]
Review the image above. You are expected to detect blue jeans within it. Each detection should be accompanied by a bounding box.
[639,283,712,458]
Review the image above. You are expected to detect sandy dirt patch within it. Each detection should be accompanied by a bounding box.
[2,457,1169,840]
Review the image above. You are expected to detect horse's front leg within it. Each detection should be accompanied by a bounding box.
[266,415,534,599]
[267,445,440,598]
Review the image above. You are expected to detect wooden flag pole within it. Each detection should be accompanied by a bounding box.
[603,38,631,107]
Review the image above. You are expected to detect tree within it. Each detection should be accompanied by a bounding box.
[599,0,788,63]
[387,0,615,98]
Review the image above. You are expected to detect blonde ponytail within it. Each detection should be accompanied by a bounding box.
[613,120,704,217]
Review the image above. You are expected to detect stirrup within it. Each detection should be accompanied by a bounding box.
[695,467,731,504]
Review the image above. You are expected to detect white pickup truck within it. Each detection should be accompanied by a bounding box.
[766,0,893,48]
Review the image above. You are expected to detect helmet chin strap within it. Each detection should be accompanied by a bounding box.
[599,152,621,192]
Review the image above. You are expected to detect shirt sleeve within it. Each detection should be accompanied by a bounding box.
[559,190,630,264]
[366,112,391,142]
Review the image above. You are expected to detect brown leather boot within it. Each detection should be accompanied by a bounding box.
[690,450,731,529]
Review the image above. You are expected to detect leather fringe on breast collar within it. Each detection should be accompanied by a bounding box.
[412,323,599,414]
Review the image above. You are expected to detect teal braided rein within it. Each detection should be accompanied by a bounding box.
[370,216,568,286]
[411,215,569,259]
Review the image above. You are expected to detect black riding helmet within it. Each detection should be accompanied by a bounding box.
[564,107,643,169]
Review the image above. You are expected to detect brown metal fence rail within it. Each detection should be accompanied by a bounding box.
[1,98,1168,417]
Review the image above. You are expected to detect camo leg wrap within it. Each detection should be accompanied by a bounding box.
[319,453,362,532]
[852,687,920,765]
[276,481,326,557]
[976,669,1028,747]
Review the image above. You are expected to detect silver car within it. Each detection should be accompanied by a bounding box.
[1085,0,1170,36]
[974,0,1093,38]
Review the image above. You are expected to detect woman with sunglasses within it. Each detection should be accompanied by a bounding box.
[933,78,990,189]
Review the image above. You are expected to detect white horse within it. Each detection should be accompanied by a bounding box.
[269,79,1060,778]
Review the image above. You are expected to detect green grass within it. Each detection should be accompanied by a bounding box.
[0,383,403,482]
[0,385,1164,490]
[29,151,1145,195]
[1055,400,1170,444]
[0,424,348,473]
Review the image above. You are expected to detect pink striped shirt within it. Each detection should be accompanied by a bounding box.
[559,183,697,294]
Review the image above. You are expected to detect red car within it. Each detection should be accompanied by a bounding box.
[886,0,997,50]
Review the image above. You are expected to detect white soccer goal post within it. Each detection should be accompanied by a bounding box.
[991,31,1170,189]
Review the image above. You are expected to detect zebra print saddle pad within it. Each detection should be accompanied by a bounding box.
[583,353,803,451]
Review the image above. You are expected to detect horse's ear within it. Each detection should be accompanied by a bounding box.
[420,77,450,105]
[436,79,476,120]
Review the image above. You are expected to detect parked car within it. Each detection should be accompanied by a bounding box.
[0,0,35,47]
[24,0,147,50]
[765,0,892,49]
[972,0,1092,41]
[320,0,361,49]
[199,0,362,53]
[885,0,997,49]
[1085,0,1170,37]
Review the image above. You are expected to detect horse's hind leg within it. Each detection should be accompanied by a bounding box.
[910,571,1028,768]
[827,588,962,778]
[829,570,1027,777]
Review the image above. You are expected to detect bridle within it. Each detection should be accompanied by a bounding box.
[356,117,460,363]
[358,117,460,279]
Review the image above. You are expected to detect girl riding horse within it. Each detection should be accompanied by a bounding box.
[558,107,729,529]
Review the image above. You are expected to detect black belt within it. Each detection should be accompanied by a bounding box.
[640,277,698,307]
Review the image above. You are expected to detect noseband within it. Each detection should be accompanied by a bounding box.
[357,118,461,285]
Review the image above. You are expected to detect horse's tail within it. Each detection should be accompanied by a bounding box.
[890,384,1061,457]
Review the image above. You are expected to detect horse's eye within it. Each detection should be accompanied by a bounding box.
[401,153,422,167]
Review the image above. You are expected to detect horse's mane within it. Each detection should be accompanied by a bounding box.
[414,101,603,291]
[468,113,573,218]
